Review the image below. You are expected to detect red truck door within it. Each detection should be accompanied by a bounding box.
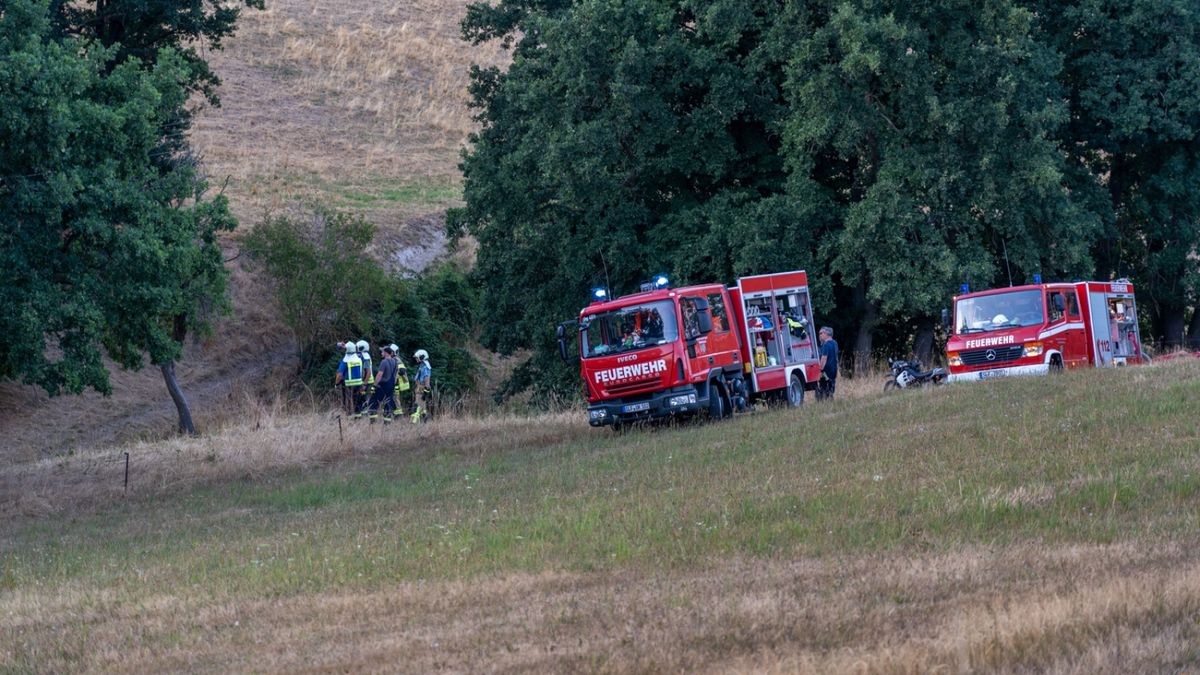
[1045,286,1086,367]
[680,289,739,379]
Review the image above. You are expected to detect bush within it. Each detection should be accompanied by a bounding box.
[244,205,479,398]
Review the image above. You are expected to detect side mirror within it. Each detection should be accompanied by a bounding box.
[556,324,569,362]
[940,308,950,331]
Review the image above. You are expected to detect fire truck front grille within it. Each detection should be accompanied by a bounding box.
[960,345,1024,366]
[607,380,659,396]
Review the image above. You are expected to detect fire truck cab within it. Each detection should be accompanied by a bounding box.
[945,280,1147,382]
[567,271,820,428]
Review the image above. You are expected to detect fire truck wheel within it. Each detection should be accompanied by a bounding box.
[1049,355,1064,373]
[787,375,805,407]
[708,381,729,420]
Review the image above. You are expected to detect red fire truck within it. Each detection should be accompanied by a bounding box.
[945,279,1148,382]
[558,271,822,428]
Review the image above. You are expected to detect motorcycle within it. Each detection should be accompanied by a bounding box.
[884,358,947,391]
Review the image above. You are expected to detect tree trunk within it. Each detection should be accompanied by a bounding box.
[1188,307,1200,349]
[161,361,197,435]
[912,317,935,367]
[1163,309,1186,350]
[854,283,878,376]
[162,313,197,435]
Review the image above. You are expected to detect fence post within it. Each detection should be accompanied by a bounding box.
[123,452,130,494]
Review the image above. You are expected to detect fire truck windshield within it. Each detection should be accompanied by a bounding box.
[581,301,678,358]
[955,290,1044,334]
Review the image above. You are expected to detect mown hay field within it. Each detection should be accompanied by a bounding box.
[3,361,1199,672]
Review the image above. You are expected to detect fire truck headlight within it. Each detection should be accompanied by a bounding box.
[589,409,607,421]
[669,393,697,407]
[1024,342,1044,357]
[948,352,962,367]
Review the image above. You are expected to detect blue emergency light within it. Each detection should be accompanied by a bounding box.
[1032,274,1042,284]
[960,283,970,294]
[653,274,669,289]
[591,287,608,301]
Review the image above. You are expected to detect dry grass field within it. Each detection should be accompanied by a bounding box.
[3,361,1199,672]
[0,0,506,460]
[191,0,508,228]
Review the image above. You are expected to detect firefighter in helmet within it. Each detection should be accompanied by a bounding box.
[334,341,365,416]
[391,344,411,415]
[410,349,431,424]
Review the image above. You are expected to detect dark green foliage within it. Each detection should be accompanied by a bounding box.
[244,206,480,396]
[1027,0,1200,347]
[783,0,1099,316]
[452,0,809,399]
[455,0,1164,396]
[0,0,234,396]
[42,0,264,103]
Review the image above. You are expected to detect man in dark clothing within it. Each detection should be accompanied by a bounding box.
[363,345,399,422]
[817,326,838,401]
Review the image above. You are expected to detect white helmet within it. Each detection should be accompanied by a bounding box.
[344,343,357,356]
[356,339,369,353]
[414,349,429,361]
[389,343,400,354]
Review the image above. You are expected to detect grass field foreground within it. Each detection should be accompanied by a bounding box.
[3,361,1199,672]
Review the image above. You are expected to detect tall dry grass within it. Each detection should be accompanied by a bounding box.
[191,0,509,222]
[4,361,1200,672]
[1,402,585,519]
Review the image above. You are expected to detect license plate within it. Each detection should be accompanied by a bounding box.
[978,370,1007,380]
[622,402,650,413]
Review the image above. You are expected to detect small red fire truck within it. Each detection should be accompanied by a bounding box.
[558,271,822,428]
[945,279,1148,382]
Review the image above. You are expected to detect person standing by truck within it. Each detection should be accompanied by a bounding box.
[817,326,838,400]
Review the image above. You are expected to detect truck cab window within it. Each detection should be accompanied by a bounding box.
[706,293,729,332]
[1065,292,1080,319]
[681,298,701,339]
[1047,291,1065,323]
[581,301,678,358]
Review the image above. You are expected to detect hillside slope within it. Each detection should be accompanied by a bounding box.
[0,0,506,461]
[3,362,1199,671]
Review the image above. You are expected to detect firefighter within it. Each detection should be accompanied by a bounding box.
[334,342,365,416]
[391,344,411,416]
[362,345,398,422]
[816,326,838,401]
[410,349,431,424]
[354,339,374,417]
[356,339,374,389]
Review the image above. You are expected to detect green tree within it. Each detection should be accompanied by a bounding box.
[455,0,1113,394]
[1027,0,1200,348]
[780,0,1103,370]
[0,0,235,433]
[453,0,812,401]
